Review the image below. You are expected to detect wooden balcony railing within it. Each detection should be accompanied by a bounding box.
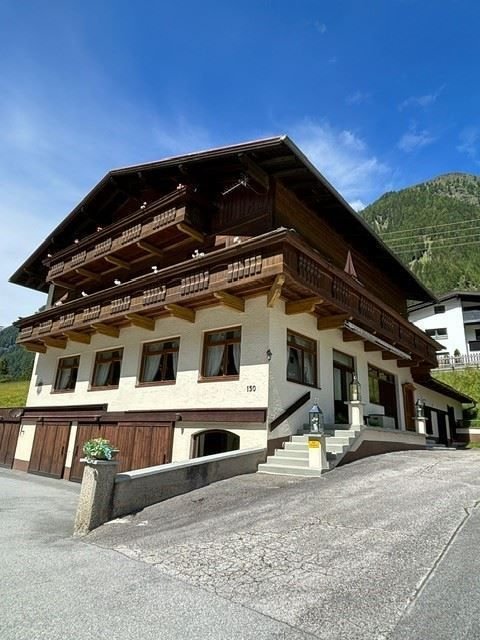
[18,230,439,366]
[45,188,206,284]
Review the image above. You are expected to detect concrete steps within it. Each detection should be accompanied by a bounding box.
[258,428,362,477]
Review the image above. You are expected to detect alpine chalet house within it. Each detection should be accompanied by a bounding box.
[8,137,469,481]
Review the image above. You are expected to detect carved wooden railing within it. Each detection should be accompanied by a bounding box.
[46,188,205,282]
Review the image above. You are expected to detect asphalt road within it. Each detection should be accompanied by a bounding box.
[2,450,480,639]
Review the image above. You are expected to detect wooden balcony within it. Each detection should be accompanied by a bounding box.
[18,230,439,367]
[45,187,207,289]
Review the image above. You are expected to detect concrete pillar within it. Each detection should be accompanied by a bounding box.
[346,401,366,428]
[414,417,427,435]
[73,460,118,536]
[308,435,328,471]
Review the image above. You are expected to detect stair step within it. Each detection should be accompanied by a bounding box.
[266,455,309,468]
[275,449,309,459]
[284,442,310,452]
[257,463,325,477]
[326,436,354,446]
[327,444,348,454]
[291,435,309,443]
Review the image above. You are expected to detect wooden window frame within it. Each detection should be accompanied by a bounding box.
[90,348,124,390]
[200,327,242,381]
[286,329,318,388]
[368,364,395,405]
[53,355,80,393]
[137,338,180,386]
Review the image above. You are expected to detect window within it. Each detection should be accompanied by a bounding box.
[54,356,79,391]
[91,349,123,388]
[426,328,448,339]
[139,339,179,384]
[287,330,317,386]
[202,328,241,379]
[434,305,445,314]
[368,365,395,405]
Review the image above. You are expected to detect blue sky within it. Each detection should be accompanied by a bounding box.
[1,0,480,325]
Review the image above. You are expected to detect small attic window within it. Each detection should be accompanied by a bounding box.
[434,305,446,314]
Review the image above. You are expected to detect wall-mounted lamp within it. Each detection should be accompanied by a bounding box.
[266,349,272,362]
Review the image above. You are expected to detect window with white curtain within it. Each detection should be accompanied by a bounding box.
[202,328,241,379]
[91,349,123,388]
[287,330,317,387]
[139,338,180,383]
[54,355,80,391]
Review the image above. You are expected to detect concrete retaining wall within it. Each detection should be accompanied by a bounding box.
[112,447,266,519]
[338,427,426,466]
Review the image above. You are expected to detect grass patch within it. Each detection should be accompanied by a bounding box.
[0,380,29,407]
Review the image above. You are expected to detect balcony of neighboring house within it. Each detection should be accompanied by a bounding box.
[17,230,439,369]
[44,187,208,291]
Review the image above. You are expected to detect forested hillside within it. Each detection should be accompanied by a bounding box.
[0,325,34,381]
[362,173,480,294]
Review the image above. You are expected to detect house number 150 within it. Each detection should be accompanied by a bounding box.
[246,385,257,392]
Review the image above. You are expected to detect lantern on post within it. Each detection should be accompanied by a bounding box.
[415,398,425,418]
[349,373,362,402]
[309,403,324,433]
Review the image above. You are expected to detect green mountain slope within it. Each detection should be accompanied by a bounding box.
[0,325,34,382]
[362,173,480,294]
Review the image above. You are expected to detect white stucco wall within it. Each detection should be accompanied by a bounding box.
[27,297,270,412]
[409,298,467,355]
[171,422,267,461]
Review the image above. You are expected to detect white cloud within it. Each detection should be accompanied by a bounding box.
[314,21,327,34]
[346,91,371,106]
[399,85,445,111]
[457,127,480,161]
[289,119,390,204]
[350,200,366,212]
[397,126,436,152]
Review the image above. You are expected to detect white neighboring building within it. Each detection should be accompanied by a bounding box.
[409,292,480,358]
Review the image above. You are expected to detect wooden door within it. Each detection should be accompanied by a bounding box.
[0,422,20,468]
[69,423,102,483]
[68,423,173,482]
[28,422,70,479]
[402,384,416,432]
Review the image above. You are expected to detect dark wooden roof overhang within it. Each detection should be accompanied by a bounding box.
[411,374,475,405]
[10,136,434,303]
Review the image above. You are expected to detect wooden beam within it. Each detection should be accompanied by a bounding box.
[125,313,155,331]
[43,336,67,349]
[105,255,131,270]
[164,303,196,323]
[64,330,91,345]
[382,352,398,360]
[238,153,270,191]
[76,268,101,282]
[176,222,204,243]
[22,342,47,354]
[136,240,164,258]
[397,360,417,368]
[91,323,120,338]
[267,274,285,308]
[364,342,382,352]
[343,329,363,342]
[51,279,76,291]
[285,297,323,315]
[317,314,350,331]
[213,291,245,312]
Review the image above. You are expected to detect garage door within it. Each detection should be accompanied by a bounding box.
[69,422,173,483]
[0,422,20,468]
[28,422,71,479]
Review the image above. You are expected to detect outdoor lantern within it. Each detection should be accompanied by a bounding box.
[415,398,426,418]
[309,403,324,433]
[349,373,362,402]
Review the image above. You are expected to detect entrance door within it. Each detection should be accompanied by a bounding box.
[368,365,398,428]
[333,351,355,424]
[447,406,456,441]
[402,384,416,432]
[0,422,20,468]
[193,430,240,457]
[28,422,71,479]
[437,412,448,446]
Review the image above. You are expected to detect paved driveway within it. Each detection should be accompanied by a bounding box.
[2,450,480,639]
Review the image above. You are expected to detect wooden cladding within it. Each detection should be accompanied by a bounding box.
[58,313,75,328]
[82,305,101,322]
[49,261,64,277]
[110,296,131,314]
[227,255,262,282]
[181,270,210,296]
[19,326,33,339]
[71,250,87,267]
[143,285,167,305]
[38,320,53,334]
[121,223,142,244]
[153,207,176,229]
[94,237,112,256]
